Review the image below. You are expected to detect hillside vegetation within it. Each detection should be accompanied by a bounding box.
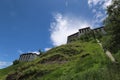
[0,40,120,80]
[1,0,120,79]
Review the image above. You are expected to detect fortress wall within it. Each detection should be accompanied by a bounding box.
[19,53,38,62]
[67,32,79,43]
[67,27,105,43]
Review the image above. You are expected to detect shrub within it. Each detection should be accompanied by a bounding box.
[13,60,20,65]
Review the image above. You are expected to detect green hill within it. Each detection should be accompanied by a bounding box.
[0,41,120,80]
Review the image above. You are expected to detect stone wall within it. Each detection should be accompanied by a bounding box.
[67,27,105,43]
[67,32,79,43]
[79,27,91,36]
[67,27,91,43]
[19,53,38,62]
[93,27,106,34]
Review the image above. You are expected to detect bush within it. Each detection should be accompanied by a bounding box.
[13,60,20,65]
[78,31,94,42]
[95,31,102,39]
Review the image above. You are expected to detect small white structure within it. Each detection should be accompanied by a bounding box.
[19,52,39,62]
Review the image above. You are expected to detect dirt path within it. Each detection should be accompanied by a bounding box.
[106,50,116,62]
[96,39,116,62]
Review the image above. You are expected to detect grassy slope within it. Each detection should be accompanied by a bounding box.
[0,62,26,80]
[0,41,120,80]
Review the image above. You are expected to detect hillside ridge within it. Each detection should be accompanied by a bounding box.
[0,41,120,80]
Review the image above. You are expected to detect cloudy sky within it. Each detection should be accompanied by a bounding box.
[0,0,112,69]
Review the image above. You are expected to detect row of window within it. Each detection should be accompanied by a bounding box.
[79,28,90,33]
[19,54,36,61]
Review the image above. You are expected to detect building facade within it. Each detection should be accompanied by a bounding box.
[67,26,105,43]
[67,32,79,43]
[19,52,38,62]
[78,27,91,35]
[93,27,106,34]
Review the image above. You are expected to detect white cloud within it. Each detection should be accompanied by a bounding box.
[88,0,112,27]
[88,0,112,9]
[92,9,97,13]
[25,51,40,55]
[50,13,90,46]
[17,50,40,55]
[17,50,24,54]
[103,0,112,9]
[31,51,40,55]
[65,0,68,7]
[0,61,12,69]
[44,48,51,51]
[88,0,101,7]
[94,11,106,23]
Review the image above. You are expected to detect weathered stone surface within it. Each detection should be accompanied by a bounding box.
[19,53,38,62]
[67,27,105,43]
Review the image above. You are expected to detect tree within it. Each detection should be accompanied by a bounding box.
[104,0,120,53]
[38,49,44,56]
[13,60,20,65]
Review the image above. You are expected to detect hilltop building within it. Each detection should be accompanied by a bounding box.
[67,27,105,43]
[19,52,39,62]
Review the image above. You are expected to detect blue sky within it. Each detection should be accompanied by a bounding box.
[0,0,112,69]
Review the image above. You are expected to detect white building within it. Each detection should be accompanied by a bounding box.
[19,52,39,62]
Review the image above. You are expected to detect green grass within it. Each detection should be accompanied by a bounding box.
[0,62,26,80]
[0,41,120,80]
